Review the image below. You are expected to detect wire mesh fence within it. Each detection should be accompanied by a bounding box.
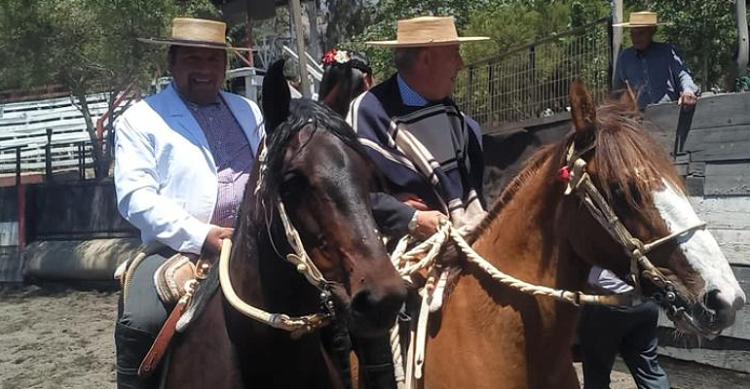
[455,18,612,129]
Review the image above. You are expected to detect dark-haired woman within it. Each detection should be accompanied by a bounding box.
[318,48,374,117]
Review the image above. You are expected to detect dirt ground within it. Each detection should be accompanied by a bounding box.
[0,285,636,389]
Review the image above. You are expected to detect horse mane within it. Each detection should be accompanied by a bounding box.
[253,98,369,221]
[470,99,685,241]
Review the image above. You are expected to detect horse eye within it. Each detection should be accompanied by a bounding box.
[280,170,307,196]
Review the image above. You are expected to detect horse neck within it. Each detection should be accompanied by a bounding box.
[473,162,586,289]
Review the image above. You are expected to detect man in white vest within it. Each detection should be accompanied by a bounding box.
[113,17,263,389]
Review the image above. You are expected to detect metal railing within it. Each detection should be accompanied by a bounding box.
[455,18,611,128]
[0,129,96,185]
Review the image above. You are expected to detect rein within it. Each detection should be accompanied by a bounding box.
[219,138,334,337]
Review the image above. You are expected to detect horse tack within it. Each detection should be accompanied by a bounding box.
[560,141,707,305]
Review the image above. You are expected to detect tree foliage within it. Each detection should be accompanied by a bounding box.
[0,0,218,177]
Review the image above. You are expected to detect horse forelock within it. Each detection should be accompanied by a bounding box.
[587,100,686,210]
[254,99,369,215]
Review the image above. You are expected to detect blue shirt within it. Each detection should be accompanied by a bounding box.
[614,42,699,108]
[397,75,429,107]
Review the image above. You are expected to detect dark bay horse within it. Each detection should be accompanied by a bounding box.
[420,81,746,389]
[163,60,407,389]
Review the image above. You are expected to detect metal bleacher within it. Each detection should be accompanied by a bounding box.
[0,94,109,174]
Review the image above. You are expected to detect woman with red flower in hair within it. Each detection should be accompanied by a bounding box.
[318,48,374,117]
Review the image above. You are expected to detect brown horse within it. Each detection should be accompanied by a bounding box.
[163,60,407,389]
[420,81,746,389]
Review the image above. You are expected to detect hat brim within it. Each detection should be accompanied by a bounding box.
[612,22,670,27]
[366,36,490,48]
[137,38,253,52]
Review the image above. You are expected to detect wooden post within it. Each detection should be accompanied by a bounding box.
[45,128,53,181]
[290,0,311,98]
[737,0,749,77]
[78,142,85,180]
[15,147,21,187]
[611,0,623,87]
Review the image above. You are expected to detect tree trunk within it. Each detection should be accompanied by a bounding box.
[74,92,108,179]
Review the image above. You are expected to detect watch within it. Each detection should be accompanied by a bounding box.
[407,211,419,234]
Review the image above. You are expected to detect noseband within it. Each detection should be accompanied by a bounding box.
[560,142,707,316]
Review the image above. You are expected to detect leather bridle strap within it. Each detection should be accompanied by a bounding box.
[565,157,706,294]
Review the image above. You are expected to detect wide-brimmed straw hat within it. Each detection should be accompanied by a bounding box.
[613,11,669,28]
[366,16,489,48]
[138,17,250,52]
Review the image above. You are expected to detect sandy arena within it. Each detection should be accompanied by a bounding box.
[0,285,636,389]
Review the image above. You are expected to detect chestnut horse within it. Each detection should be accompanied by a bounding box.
[419,82,746,389]
[162,60,407,389]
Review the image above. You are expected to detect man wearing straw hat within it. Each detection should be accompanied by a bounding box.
[613,11,699,109]
[347,16,488,387]
[348,16,489,241]
[113,17,263,389]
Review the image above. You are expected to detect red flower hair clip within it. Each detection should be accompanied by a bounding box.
[322,48,351,66]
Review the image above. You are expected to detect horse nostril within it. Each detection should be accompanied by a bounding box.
[705,289,738,328]
[351,288,406,320]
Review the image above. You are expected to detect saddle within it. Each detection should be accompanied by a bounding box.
[115,248,219,377]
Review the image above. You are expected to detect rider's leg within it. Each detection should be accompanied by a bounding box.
[579,305,625,389]
[115,253,171,389]
[619,301,670,389]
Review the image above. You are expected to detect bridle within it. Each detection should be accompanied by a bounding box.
[219,138,337,337]
[559,141,707,317]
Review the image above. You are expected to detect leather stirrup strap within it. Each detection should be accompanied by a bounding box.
[138,295,189,377]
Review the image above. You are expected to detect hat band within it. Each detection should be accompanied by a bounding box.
[168,38,228,48]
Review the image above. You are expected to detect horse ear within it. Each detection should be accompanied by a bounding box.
[262,59,291,134]
[618,81,638,111]
[569,78,596,133]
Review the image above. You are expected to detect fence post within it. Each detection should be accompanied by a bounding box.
[467,66,474,117]
[610,0,623,88]
[15,146,21,187]
[78,142,85,180]
[528,45,536,119]
[45,128,53,182]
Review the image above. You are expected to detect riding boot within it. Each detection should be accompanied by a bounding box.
[114,322,159,389]
[352,334,398,389]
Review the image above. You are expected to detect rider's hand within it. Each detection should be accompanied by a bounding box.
[678,92,697,106]
[412,210,448,240]
[202,227,233,257]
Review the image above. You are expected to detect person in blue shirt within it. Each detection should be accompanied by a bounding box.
[613,11,699,109]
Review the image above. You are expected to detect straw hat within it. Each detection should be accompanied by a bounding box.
[366,16,489,48]
[138,17,250,52]
[613,11,669,28]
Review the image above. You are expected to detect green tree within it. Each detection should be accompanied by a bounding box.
[0,0,218,178]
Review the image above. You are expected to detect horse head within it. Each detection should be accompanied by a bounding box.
[560,79,745,338]
[257,59,407,337]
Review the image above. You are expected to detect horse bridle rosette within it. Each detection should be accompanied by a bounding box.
[560,142,707,315]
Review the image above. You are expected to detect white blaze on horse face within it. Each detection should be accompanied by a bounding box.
[652,183,746,306]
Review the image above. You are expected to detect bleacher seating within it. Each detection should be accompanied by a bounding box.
[0,94,109,174]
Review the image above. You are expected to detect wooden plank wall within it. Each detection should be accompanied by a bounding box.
[481,92,750,374]
[642,93,750,373]
[0,187,23,282]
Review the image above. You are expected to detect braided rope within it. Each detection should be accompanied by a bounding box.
[390,222,626,306]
